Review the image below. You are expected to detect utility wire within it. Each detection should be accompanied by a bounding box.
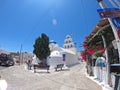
[79,0,89,46]
[22,2,56,47]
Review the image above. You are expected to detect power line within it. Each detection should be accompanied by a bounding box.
[22,2,56,47]
[79,0,89,45]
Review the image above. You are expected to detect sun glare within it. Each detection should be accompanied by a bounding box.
[52,18,57,26]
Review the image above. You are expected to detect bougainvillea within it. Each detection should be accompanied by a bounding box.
[82,25,115,63]
[81,51,86,61]
[87,49,96,55]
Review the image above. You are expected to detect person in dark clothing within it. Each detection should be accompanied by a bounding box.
[27,60,32,70]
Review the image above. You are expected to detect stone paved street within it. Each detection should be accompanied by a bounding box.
[0,66,6,71]
[0,62,102,90]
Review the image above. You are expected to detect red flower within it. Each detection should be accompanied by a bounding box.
[100,49,105,54]
[83,42,87,48]
[87,49,95,55]
[97,45,102,50]
[81,51,86,61]
[87,45,91,49]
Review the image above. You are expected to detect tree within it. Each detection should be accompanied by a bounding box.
[33,33,50,64]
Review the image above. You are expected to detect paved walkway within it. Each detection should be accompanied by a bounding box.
[0,66,7,70]
[0,63,102,90]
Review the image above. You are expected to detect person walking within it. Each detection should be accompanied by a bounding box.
[28,60,32,70]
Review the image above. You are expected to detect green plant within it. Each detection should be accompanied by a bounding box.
[33,33,50,64]
[94,51,103,57]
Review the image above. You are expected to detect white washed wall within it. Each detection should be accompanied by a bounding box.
[65,52,79,66]
[47,57,64,69]
[94,67,107,83]
[47,53,79,68]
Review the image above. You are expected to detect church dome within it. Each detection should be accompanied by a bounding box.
[50,40,57,44]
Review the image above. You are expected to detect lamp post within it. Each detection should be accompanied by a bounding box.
[97,0,120,63]
[19,44,22,65]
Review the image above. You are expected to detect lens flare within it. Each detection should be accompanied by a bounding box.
[52,18,57,26]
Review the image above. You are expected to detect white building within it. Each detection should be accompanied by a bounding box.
[63,35,77,54]
[47,35,79,68]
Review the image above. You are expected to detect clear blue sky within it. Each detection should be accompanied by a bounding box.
[0,0,115,52]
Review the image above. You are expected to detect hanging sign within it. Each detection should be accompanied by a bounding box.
[97,8,120,18]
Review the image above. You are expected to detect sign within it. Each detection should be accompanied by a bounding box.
[97,8,119,12]
[97,8,120,18]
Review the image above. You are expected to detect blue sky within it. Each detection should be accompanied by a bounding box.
[0,0,116,52]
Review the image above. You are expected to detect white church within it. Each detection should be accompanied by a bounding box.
[47,35,79,68]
